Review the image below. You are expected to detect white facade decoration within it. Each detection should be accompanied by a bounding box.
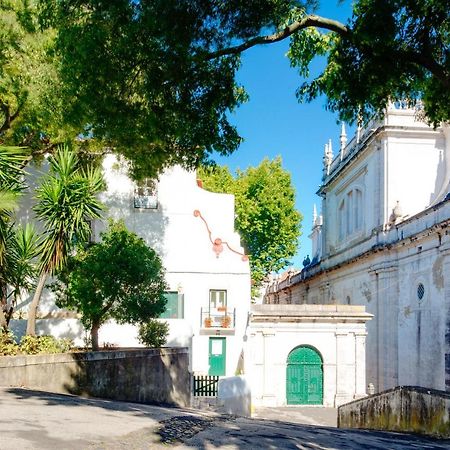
[266,104,450,394]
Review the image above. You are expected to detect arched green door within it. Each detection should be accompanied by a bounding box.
[286,346,323,405]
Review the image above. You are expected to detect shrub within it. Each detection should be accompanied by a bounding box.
[138,319,169,348]
[0,330,19,356]
[19,335,73,355]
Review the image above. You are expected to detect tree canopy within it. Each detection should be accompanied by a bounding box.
[53,220,167,350]
[199,158,301,288]
[1,1,447,178]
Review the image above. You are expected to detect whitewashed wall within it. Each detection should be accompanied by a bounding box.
[13,158,251,378]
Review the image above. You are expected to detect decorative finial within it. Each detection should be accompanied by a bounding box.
[323,140,333,175]
[340,123,347,160]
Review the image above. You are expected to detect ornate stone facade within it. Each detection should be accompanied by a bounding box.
[266,104,450,393]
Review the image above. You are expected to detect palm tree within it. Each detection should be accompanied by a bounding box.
[0,145,28,330]
[26,146,104,335]
[0,145,26,266]
[0,224,39,330]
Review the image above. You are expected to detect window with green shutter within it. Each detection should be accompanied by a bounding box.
[160,292,184,319]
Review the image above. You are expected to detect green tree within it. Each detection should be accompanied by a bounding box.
[52,221,168,351]
[0,1,72,153]
[26,145,104,335]
[0,145,38,330]
[38,0,448,181]
[138,319,169,348]
[199,157,301,288]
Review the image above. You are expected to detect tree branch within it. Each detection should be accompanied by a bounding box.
[400,49,449,88]
[204,14,349,60]
[0,101,23,133]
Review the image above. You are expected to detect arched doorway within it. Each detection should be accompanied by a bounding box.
[286,345,323,405]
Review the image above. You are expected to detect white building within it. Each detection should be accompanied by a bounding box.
[14,158,251,378]
[97,158,251,377]
[265,104,450,395]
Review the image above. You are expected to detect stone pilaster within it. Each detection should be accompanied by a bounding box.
[262,330,276,406]
[441,239,450,391]
[369,263,399,392]
[335,331,350,406]
[354,332,368,398]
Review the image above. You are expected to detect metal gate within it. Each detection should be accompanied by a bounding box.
[286,346,323,405]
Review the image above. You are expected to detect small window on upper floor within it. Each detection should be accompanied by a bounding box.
[134,178,158,209]
[210,290,227,311]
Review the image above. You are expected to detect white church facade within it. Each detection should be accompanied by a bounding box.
[265,104,450,394]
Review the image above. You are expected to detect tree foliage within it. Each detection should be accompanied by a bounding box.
[1,1,446,178]
[199,158,301,286]
[0,1,72,152]
[288,0,450,125]
[26,145,104,335]
[138,319,169,348]
[53,220,168,350]
[0,146,38,330]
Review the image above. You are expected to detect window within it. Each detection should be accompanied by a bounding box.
[417,283,425,301]
[338,200,345,241]
[209,290,227,311]
[160,291,184,319]
[354,189,362,232]
[134,178,158,209]
[338,188,363,241]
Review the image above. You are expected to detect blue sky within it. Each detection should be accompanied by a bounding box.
[215,2,354,269]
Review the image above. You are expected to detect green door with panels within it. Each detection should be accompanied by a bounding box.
[286,346,323,405]
[209,337,226,376]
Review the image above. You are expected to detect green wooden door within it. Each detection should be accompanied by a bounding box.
[209,337,226,376]
[286,346,323,405]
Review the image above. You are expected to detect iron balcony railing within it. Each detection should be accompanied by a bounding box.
[200,307,236,329]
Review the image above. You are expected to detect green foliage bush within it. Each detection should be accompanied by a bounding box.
[0,330,19,356]
[19,335,73,355]
[138,319,169,348]
[0,332,73,356]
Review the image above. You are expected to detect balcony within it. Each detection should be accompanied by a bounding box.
[200,307,236,335]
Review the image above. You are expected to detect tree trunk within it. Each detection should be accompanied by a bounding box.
[91,322,100,351]
[0,285,8,331]
[0,307,8,332]
[26,273,47,336]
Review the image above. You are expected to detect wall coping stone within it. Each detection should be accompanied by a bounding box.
[0,347,189,368]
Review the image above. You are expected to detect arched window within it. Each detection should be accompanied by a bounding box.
[338,187,363,241]
[354,189,362,231]
[338,200,345,240]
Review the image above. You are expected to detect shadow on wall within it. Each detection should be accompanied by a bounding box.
[98,188,169,258]
[0,349,191,407]
[62,349,191,407]
[9,319,87,346]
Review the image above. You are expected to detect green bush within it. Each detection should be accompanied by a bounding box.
[19,335,73,355]
[0,330,19,356]
[138,319,169,348]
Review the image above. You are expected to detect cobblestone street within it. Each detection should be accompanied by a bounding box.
[2,388,450,449]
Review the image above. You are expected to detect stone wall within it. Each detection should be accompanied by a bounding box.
[338,386,450,438]
[0,348,190,407]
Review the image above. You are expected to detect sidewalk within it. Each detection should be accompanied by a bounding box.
[252,406,337,427]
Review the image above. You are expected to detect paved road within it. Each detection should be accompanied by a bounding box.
[2,387,450,449]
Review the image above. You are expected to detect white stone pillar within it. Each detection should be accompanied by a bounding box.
[262,330,276,406]
[335,331,350,406]
[442,239,450,391]
[354,332,368,399]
